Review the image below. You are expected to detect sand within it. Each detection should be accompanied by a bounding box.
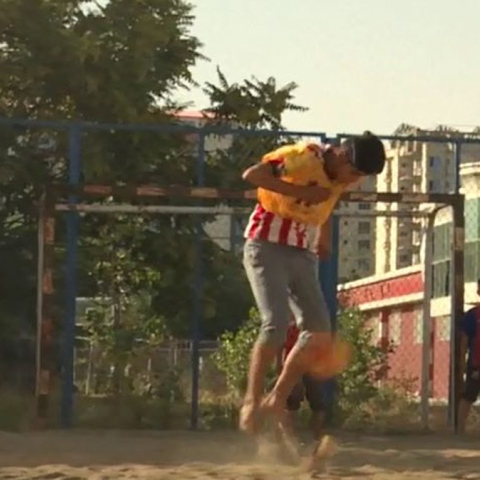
[0,429,478,479]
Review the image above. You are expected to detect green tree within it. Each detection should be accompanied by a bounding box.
[336,306,394,417]
[0,1,309,387]
[0,0,203,381]
[212,308,266,396]
[203,67,308,190]
[81,211,166,394]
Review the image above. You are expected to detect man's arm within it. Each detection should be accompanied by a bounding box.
[316,217,332,260]
[242,160,331,202]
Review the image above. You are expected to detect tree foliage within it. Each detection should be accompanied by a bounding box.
[204,66,307,129]
[212,308,261,395]
[335,307,393,409]
[0,1,206,374]
[0,1,308,390]
[203,67,308,190]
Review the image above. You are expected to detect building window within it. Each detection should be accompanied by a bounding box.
[357,258,370,270]
[432,261,450,298]
[358,203,371,210]
[398,253,410,264]
[389,312,402,346]
[358,221,371,235]
[432,223,452,298]
[414,309,423,344]
[437,316,451,342]
[358,239,371,250]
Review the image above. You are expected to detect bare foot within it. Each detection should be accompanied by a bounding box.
[303,434,339,473]
[259,392,285,424]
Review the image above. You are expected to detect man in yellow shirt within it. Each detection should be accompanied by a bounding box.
[240,131,386,433]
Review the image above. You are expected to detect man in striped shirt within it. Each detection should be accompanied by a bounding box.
[240,132,386,433]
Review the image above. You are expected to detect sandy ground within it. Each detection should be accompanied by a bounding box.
[0,429,478,479]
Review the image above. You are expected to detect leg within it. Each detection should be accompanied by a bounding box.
[241,240,291,433]
[458,398,472,434]
[303,375,326,440]
[282,381,305,437]
[264,249,331,413]
[458,369,480,434]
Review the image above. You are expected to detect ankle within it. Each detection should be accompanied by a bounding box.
[243,395,260,407]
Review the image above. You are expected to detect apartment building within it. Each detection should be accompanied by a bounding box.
[337,176,377,282]
[375,124,480,275]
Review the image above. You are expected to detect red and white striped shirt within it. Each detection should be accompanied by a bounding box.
[244,153,322,250]
[244,203,319,250]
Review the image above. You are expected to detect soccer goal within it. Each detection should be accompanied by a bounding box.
[35,184,465,432]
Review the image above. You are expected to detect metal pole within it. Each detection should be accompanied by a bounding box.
[54,203,435,218]
[35,195,46,405]
[319,216,340,422]
[62,125,82,428]
[191,132,206,430]
[420,207,444,430]
[450,194,465,433]
[447,142,463,430]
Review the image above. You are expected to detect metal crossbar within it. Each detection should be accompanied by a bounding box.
[55,203,437,218]
[35,183,466,436]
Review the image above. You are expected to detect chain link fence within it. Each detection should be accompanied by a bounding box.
[2,118,480,433]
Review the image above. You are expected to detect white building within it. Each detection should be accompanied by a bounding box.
[337,176,377,282]
[374,124,480,276]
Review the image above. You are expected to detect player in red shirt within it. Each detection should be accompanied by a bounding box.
[279,320,326,440]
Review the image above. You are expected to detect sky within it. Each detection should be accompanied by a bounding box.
[179,0,480,136]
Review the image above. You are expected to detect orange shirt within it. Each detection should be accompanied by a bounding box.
[257,142,347,226]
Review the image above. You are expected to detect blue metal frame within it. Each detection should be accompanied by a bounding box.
[448,141,462,430]
[62,125,82,428]
[190,132,206,429]
[2,114,475,430]
[319,216,340,419]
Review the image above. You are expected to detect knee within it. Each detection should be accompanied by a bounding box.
[296,330,332,350]
[257,322,288,349]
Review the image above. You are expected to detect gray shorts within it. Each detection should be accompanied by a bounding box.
[243,239,331,348]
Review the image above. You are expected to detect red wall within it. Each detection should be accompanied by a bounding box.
[346,272,423,304]
[341,271,450,401]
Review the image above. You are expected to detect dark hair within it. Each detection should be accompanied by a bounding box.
[348,131,386,175]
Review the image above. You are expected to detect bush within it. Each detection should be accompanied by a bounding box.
[335,307,394,415]
[212,308,260,397]
[212,304,415,431]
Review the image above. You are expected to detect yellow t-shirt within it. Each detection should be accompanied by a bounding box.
[257,142,347,226]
